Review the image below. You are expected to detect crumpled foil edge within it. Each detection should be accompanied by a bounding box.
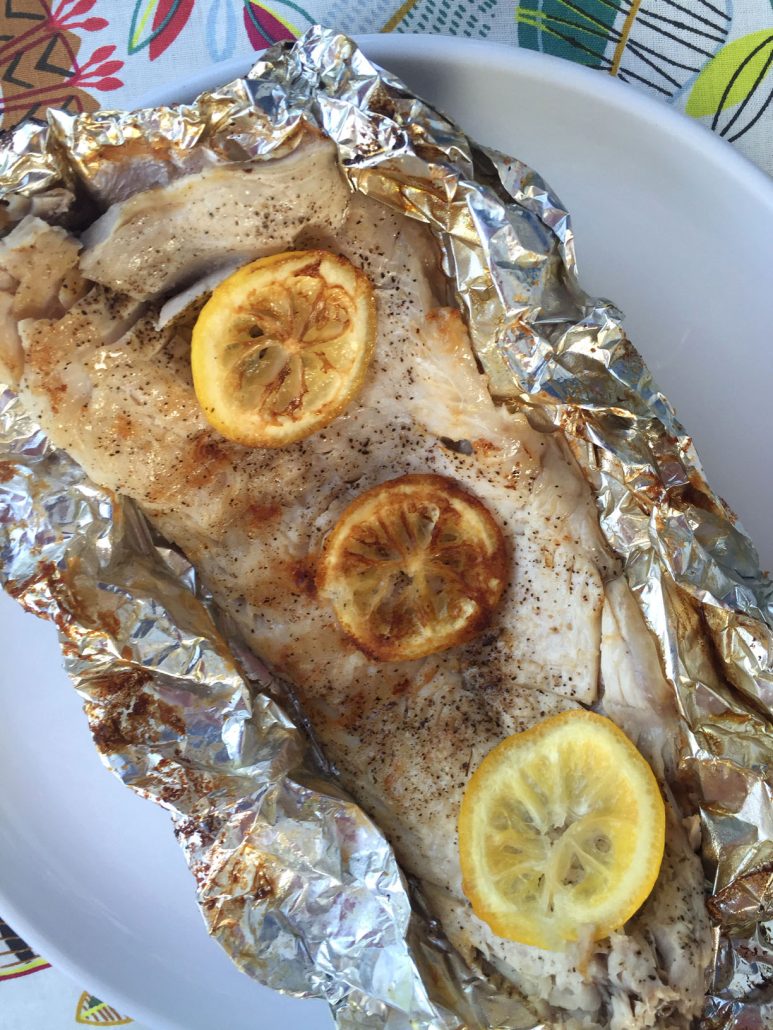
[1,25,771,1030]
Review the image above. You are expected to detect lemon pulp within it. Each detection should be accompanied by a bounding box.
[317,473,507,661]
[191,250,376,447]
[458,710,666,950]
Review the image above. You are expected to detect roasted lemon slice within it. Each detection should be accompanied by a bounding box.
[458,710,665,950]
[191,250,376,447]
[317,473,507,661]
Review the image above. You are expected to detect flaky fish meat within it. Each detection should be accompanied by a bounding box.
[0,132,712,1029]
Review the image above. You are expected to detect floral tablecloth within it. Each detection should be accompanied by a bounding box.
[2,1,772,1028]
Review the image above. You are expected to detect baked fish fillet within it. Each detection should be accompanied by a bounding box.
[1,136,711,1029]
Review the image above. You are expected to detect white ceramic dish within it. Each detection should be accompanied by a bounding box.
[2,35,772,1030]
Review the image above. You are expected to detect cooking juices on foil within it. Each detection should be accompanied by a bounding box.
[1,26,772,1030]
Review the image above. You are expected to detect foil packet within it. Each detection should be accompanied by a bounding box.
[1,25,772,1030]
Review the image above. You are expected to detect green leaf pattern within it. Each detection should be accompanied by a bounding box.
[686,30,773,121]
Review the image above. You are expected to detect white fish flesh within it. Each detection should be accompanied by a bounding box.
[1,136,712,1029]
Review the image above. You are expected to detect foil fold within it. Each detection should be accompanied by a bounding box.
[1,25,772,1029]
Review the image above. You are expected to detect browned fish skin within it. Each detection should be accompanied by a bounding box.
[2,139,711,1029]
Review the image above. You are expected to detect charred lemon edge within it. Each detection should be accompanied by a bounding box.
[316,472,508,662]
[191,249,377,448]
[457,709,666,950]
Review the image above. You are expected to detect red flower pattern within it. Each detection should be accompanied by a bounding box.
[0,0,124,127]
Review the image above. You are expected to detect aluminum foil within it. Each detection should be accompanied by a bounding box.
[1,25,772,1030]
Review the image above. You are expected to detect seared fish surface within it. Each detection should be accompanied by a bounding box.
[0,136,711,1029]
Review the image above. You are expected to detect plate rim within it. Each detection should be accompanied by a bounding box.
[0,878,186,1030]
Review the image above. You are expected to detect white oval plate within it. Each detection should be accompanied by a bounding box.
[2,35,772,1030]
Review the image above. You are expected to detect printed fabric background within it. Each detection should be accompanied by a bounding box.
[0,0,771,1027]
[0,0,770,169]
[2,915,137,1029]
